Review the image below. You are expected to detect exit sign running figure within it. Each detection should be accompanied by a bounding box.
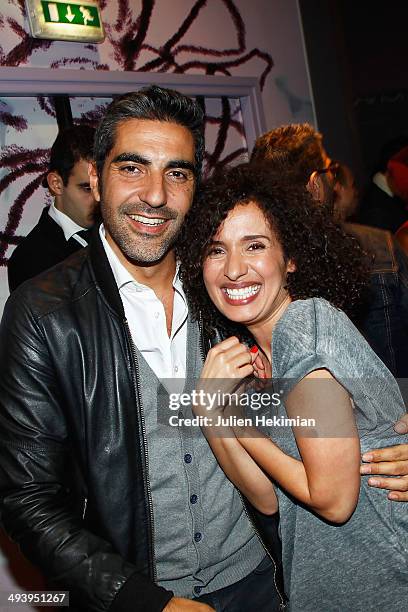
[25,0,105,42]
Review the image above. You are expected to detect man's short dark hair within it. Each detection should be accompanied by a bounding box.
[250,123,325,184]
[93,85,205,182]
[45,125,96,187]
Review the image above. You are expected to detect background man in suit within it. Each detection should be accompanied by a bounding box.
[357,138,408,233]
[7,125,97,291]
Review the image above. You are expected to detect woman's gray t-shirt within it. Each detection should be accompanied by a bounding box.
[270,298,408,611]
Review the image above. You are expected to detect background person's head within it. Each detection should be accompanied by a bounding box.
[178,164,369,335]
[45,125,97,228]
[251,123,337,212]
[251,123,326,182]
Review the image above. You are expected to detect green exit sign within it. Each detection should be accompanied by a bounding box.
[42,1,101,28]
[25,0,105,42]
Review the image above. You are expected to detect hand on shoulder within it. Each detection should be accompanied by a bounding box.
[361,413,408,501]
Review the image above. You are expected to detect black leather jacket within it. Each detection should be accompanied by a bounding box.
[0,231,285,611]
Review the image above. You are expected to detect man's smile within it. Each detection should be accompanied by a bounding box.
[126,212,172,236]
[128,214,167,226]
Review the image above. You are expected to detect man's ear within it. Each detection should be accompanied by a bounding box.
[307,171,325,203]
[287,259,296,274]
[46,171,64,197]
[89,161,101,202]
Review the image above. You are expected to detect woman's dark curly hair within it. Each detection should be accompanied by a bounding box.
[177,163,370,336]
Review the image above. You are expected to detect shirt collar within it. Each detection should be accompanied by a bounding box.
[99,224,186,298]
[373,172,393,197]
[48,201,86,241]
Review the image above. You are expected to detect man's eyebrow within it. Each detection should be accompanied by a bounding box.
[111,153,150,165]
[110,154,196,174]
[166,160,196,173]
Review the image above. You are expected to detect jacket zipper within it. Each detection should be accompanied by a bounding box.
[198,315,286,610]
[124,319,157,583]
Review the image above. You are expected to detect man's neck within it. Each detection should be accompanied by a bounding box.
[53,197,69,216]
[49,200,85,240]
[134,254,177,292]
[108,238,177,335]
[136,257,177,337]
[109,239,177,292]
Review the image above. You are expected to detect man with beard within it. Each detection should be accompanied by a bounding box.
[0,87,284,612]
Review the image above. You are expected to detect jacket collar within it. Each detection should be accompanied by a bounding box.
[88,223,126,319]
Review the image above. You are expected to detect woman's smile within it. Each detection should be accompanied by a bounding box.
[221,282,262,304]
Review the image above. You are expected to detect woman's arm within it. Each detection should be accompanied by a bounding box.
[236,369,361,523]
[196,337,278,514]
[202,427,279,515]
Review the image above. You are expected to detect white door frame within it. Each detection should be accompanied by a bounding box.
[0,66,266,151]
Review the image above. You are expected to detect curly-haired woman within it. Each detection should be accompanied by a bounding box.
[178,164,408,611]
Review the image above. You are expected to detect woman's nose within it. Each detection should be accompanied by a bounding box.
[224,249,248,280]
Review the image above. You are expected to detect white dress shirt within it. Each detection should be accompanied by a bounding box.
[99,224,188,380]
[373,172,393,197]
[48,203,88,246]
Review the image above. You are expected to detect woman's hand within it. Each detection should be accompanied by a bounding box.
[252,349,270,380]
[198,336,258,408]
[200,337,256,391]
[195,337,257,421]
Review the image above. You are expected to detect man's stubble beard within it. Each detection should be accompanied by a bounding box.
[100,198,184,265]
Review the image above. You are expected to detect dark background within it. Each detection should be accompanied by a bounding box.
[299,0,408,184]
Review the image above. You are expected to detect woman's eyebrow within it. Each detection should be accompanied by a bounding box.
[242,234,270,240]
[209,235,270,245]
